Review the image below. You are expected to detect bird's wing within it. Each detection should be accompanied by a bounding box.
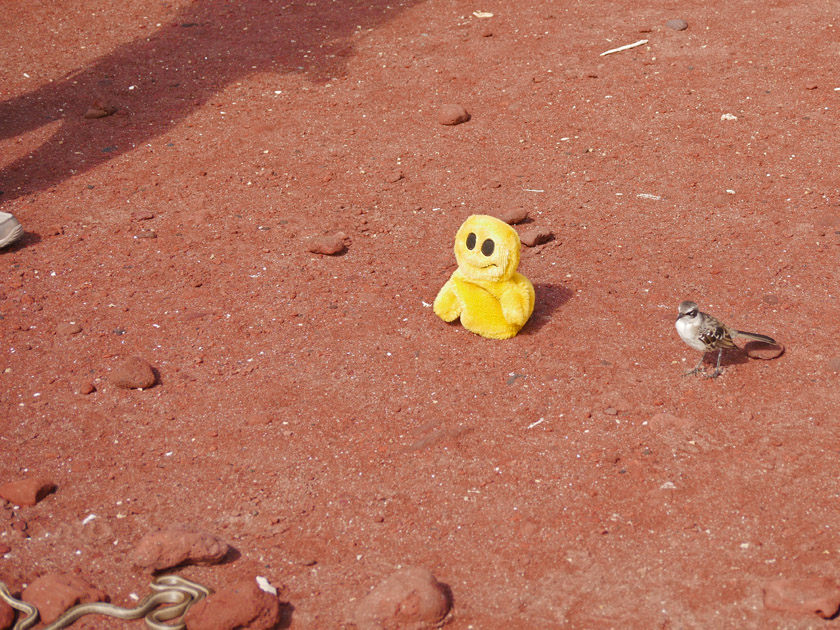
[698,317,736,349]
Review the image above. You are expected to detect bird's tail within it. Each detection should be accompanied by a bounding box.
[734,330,776,345]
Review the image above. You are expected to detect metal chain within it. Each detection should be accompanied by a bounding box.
[0,575,211,630]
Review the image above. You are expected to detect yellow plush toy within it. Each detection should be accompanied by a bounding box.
[434,214,535,339]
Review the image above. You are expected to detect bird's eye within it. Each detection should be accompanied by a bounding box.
[466,233,476,250]
[481,238,495,256]
[688,310,697,317]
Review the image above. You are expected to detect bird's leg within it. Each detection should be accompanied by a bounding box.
[707,349,724,379]
[683,353,706,376]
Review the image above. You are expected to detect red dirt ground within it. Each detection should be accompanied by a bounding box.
[2,1,840,628]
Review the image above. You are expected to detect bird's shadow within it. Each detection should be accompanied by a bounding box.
[696,341,783,372]
[705,348,751,369]
[521,282,573,335]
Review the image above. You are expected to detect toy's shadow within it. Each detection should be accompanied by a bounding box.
[522,283,573,335]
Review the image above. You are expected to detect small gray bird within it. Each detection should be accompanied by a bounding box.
[675,301,776,378]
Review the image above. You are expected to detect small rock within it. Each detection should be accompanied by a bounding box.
[519,227,553,247]
[0,600,14,630]
[77,382,96,395]
[245,415,273,427]
[761,294,779,305]
[647,412,693,432]
[56,322,83,336]
[385,171,404,183]
[132,211,155,221]
[84,107,109,119]
[745,341,784,360]
[293,556,318,567]
[665,18,688,31]
[0,543,10,554]
[131,524,230,572]
[437,104,470,126]
[763,577,840,618]
[0,479,56,507]
[255,577,277,595]
[110,357,156,389]
[494,207,529,225]
[307,232,348,256]
[22,574,108,624]
[603,393,630,414]
[83,101,117,119]
[185,577,282,630]
[353,567,451,630]
[134,231,157,239]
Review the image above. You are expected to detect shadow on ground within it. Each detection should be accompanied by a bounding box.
[522,282,573,335]
[0,0,424,202]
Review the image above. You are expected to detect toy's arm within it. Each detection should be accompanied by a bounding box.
[499,278,534,327]
[433,278,461,322]
[499,290,528,327]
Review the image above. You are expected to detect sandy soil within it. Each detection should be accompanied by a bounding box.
[2,0,840,628]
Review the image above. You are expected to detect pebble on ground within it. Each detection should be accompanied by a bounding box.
[307,232,348,256]
[353,567,452,630]
[437,104,470,126]
[519,227,553,247]
[0,479,56,507]
[131,524,230,572]
[110,356,157,389]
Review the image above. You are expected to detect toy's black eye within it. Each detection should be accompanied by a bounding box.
[481,239,495,256]
[466,232,476,250]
